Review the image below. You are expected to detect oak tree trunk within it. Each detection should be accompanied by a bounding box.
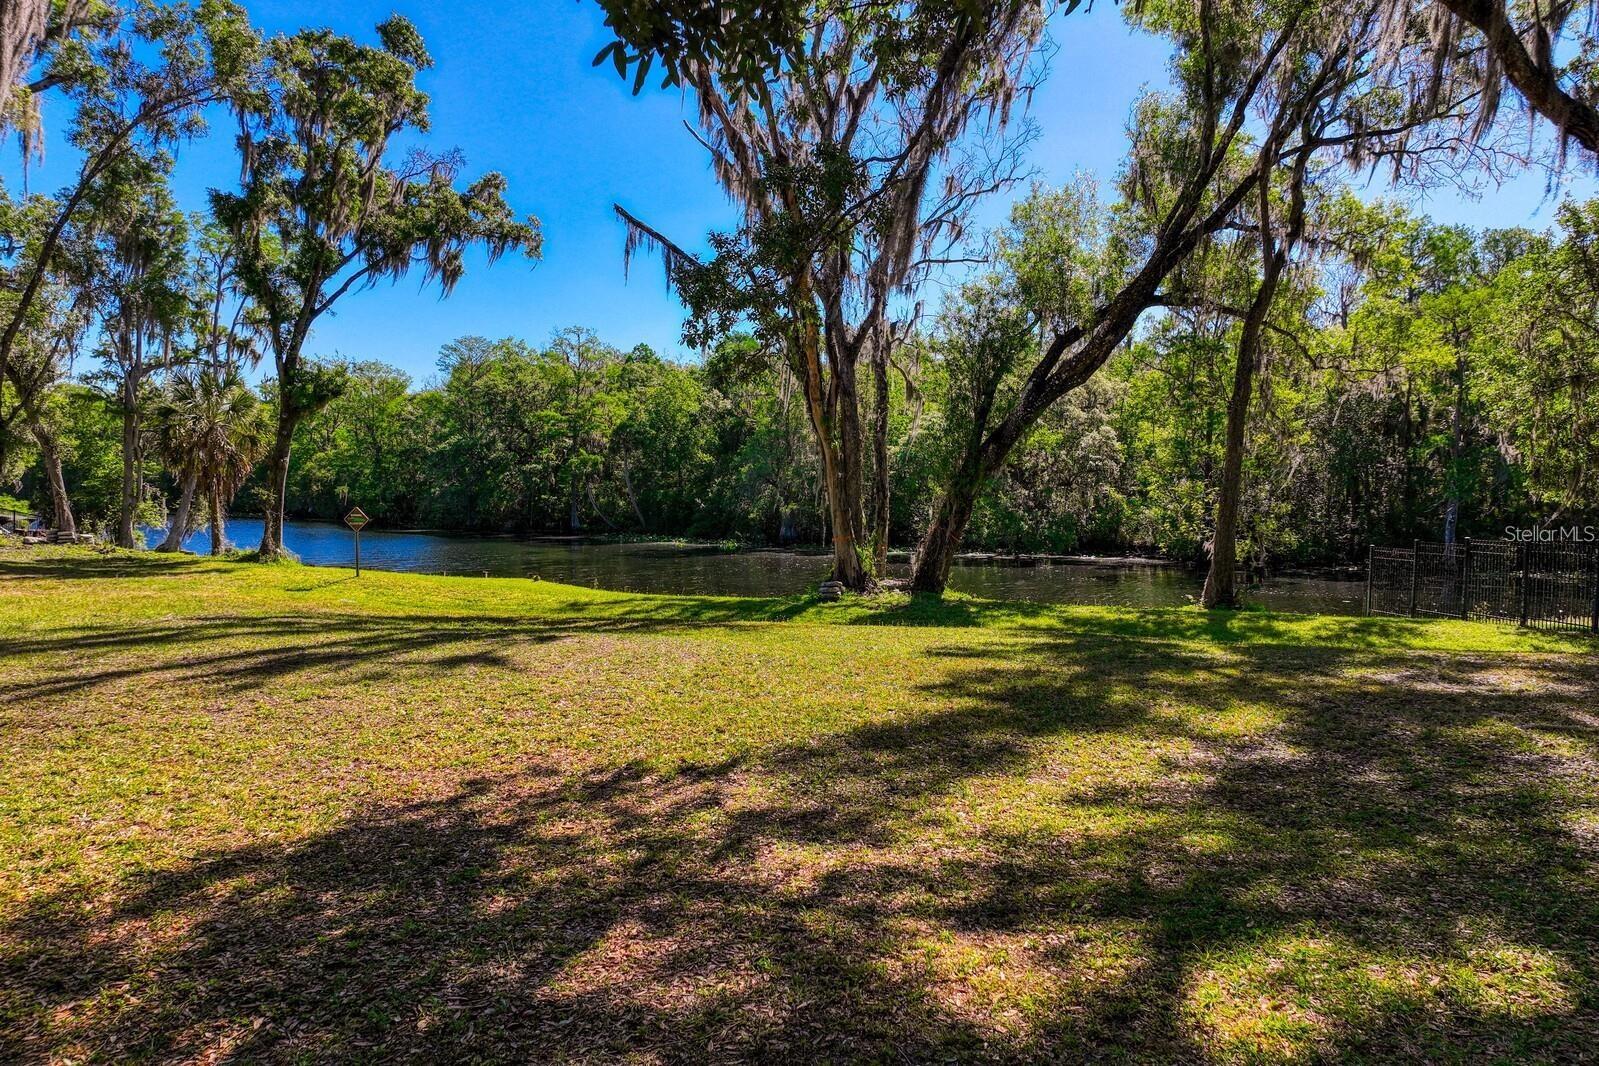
[116,393,139,548]
[1202,143,1306,610]
[1201,327,1258,609]
[258,413,294,559]
[868,342,891,574]
[29,416,75,537]
[910,450,988,594]
[793,293,871,591]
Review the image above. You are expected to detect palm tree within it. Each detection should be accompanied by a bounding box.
[152,368,268,556]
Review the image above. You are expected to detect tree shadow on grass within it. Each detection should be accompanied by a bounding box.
[859,591,1561,649]
[920,637,1599,1058]
[0,549,207,581]
[0,593,823,701]
[0,614,579,700]
[3,627,1597,1061]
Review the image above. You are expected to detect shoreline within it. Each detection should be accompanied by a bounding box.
[161,519,1369,577]
[217,519,1192,568]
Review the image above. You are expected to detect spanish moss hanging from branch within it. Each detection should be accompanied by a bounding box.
[615,202,698,292]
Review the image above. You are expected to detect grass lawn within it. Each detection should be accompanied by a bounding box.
[1,545,1596,1062]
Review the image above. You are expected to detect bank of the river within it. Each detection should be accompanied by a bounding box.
[1,544,1593,1062]
[157,518,1366,615]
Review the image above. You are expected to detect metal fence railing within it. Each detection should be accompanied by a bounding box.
[1367,539,1599,633]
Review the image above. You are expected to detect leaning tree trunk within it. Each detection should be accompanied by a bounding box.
[910,452,987,594]
[620,460,647,531]
[28,416,75,537]
[1202,143,1305,610]
[157,470,198,552]
[1202,249,1287,608]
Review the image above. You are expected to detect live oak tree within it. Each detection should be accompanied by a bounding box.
[82,154,192,547]
[212,15,540,559]
[1,0,111,155]
[0,197,95,535]
[0,0,258,399]
[616,1,1045,589]
[1422,0,1599,159]
[909,0,1488,595]
[0,0,54,118]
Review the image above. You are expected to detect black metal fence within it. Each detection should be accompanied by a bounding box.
[1368,539,1599,632]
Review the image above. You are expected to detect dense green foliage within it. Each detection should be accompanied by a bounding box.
[19,185,1596,563]
[32,195,1527,561]
[10,193,1596,561]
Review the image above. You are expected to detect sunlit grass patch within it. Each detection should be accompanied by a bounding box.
[914,929,1071,1035]
[1186,928,1580,1063]
[1446,941,1577,1018]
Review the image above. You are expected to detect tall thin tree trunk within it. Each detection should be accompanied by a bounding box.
[796,312,869,590]
[117,387,139,548]
[835,356,870,566]
[258,414,293,559]
[1442,349,1467,546]
[869,341,891,573]
[209,481,225,556]
[1202,148,1307,610]
[157,471,198,552]
[1201,314,1263,609]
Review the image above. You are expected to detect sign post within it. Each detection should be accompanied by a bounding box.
[344,507,370,575]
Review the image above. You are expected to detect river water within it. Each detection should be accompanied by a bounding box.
[165,518,1366,615]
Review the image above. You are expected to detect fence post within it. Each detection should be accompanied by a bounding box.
[1407,539,1420,616]
[1590,547,1598,635]
[1518,544,1531,627]
[1459,538,1471,620]
[1365,544,1373,616]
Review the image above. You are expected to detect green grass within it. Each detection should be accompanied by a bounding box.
[1,545,1595,1062]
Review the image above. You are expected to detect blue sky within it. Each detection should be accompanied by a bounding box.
[7,1,1594,385]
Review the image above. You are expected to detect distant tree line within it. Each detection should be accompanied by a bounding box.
[27,186,1592,570]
